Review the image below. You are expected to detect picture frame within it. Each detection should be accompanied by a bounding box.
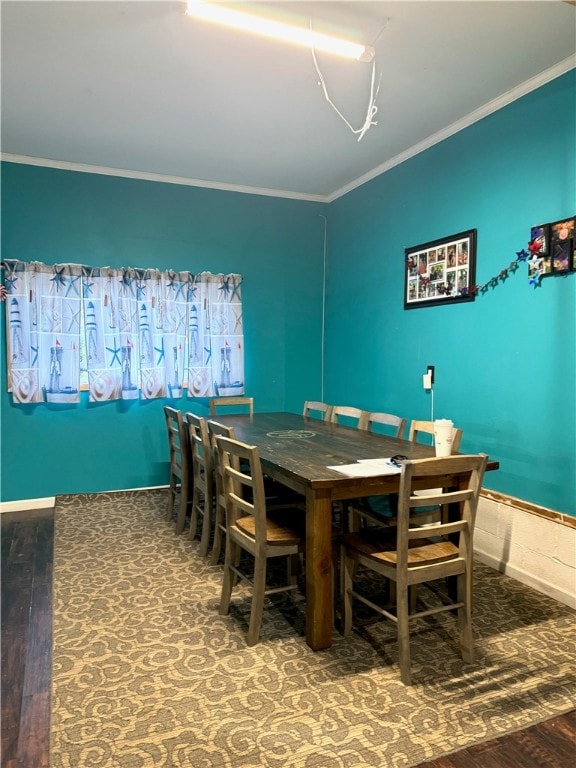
[404,229,477,309]
[529,224,552,276]
[549,217,575,273]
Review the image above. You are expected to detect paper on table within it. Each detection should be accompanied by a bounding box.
[327,462,401,477]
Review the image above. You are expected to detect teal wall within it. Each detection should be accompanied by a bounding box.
[0,165,325,500]
[324,70,575,515]
[1,71,574,514]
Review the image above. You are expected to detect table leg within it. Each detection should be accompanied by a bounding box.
[305,487,333,650]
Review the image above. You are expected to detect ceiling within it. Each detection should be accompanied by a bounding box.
[1,1,575,202]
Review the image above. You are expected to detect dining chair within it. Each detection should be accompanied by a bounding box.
[330,405,368,429]
[363,411,407,438]
[163,406,193,534]
[350,419,465,531]
[207,419,305,565]
[185,412,214,554]
[216,435,306,646]
[341,453,488,685]
[303,401,333,421]
[209,396,254,417]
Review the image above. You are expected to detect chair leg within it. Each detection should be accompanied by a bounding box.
[209,504,225,565]
[457,571,474,664]
[175,473,190,535]
[287,554,300,587]
[198,495,213,558]
[166,475,176,522]
[396,586,412,685]
[219,539,238,616]
[342,546,354,636]
[188,486,200,541]
[247,555,267,646]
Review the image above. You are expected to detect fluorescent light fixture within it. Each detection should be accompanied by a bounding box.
[186,1,375,62]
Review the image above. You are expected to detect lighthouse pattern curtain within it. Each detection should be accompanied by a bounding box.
[3,260,244,404]
[4,261,82,403]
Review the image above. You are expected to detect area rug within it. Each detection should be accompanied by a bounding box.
[51,490,576,768]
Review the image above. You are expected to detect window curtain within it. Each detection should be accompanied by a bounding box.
[4,261,83,403]
[3,260,244,404]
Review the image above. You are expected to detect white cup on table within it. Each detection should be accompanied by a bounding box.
[434,419,454,457]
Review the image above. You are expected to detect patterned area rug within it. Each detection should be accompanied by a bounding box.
[51,490,576,768]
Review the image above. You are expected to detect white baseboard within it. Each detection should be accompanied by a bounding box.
[0,486,169,515]
[0,497,56,514]
[475,494,576,610]
[474,548,576,610]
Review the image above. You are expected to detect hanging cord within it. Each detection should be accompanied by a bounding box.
[310,23,383,142]
[319,214,327,401]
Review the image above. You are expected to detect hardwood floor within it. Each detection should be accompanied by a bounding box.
[2,508,53,768]
[1,507,574,768]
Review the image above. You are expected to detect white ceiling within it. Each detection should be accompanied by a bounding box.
[1,1,575,201]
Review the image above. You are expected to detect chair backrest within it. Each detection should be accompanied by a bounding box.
[303,401,333,421]
[330,405,368,429]
[409,419,463,453]
[209,396,254,417]
[164,406,188,479]
[207,419,237,510]
[185,412,211,483]
[216,435,268,546]
[363,411,407,438]
[394,454,487,571]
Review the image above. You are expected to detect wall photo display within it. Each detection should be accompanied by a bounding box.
[528,216,575,280]
[404,229,477,309]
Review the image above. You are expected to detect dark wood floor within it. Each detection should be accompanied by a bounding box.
[1,507,574,768]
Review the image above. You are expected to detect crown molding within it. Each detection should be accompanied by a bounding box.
[328,56,576,202]
[0,154,330,204]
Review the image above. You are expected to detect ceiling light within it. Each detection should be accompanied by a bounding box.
[186,1,375,62]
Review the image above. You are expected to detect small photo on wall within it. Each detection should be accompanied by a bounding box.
[530,224,552,276]
[530,224,549,253]
[550,217,575,243]
[552,239,572,273]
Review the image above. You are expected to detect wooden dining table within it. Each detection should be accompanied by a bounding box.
[213,411,499,651]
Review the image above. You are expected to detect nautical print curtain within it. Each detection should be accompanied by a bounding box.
[4,261,82,403]
[187,272,245,398]
[3,260,244,404]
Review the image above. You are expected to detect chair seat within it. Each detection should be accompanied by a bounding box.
[342,528,459,567]
[236,508,305,546]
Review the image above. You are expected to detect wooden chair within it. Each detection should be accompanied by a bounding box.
[341,453,488,685]
[362,411,406,438]
[208,419,305,565]
[209,396,254,417]
[409,420,463,452]
[216,435,306,646]
[163,406,193,535]
[303,401,332,421]
[330,405,368,430]
[185,412,214,556]
[350,418,464,531]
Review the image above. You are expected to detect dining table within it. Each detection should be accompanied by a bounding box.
[212,411,499,652]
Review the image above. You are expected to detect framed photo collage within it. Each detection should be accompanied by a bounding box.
[404,229,476,309]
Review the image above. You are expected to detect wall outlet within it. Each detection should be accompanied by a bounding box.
[427,365,435,385]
